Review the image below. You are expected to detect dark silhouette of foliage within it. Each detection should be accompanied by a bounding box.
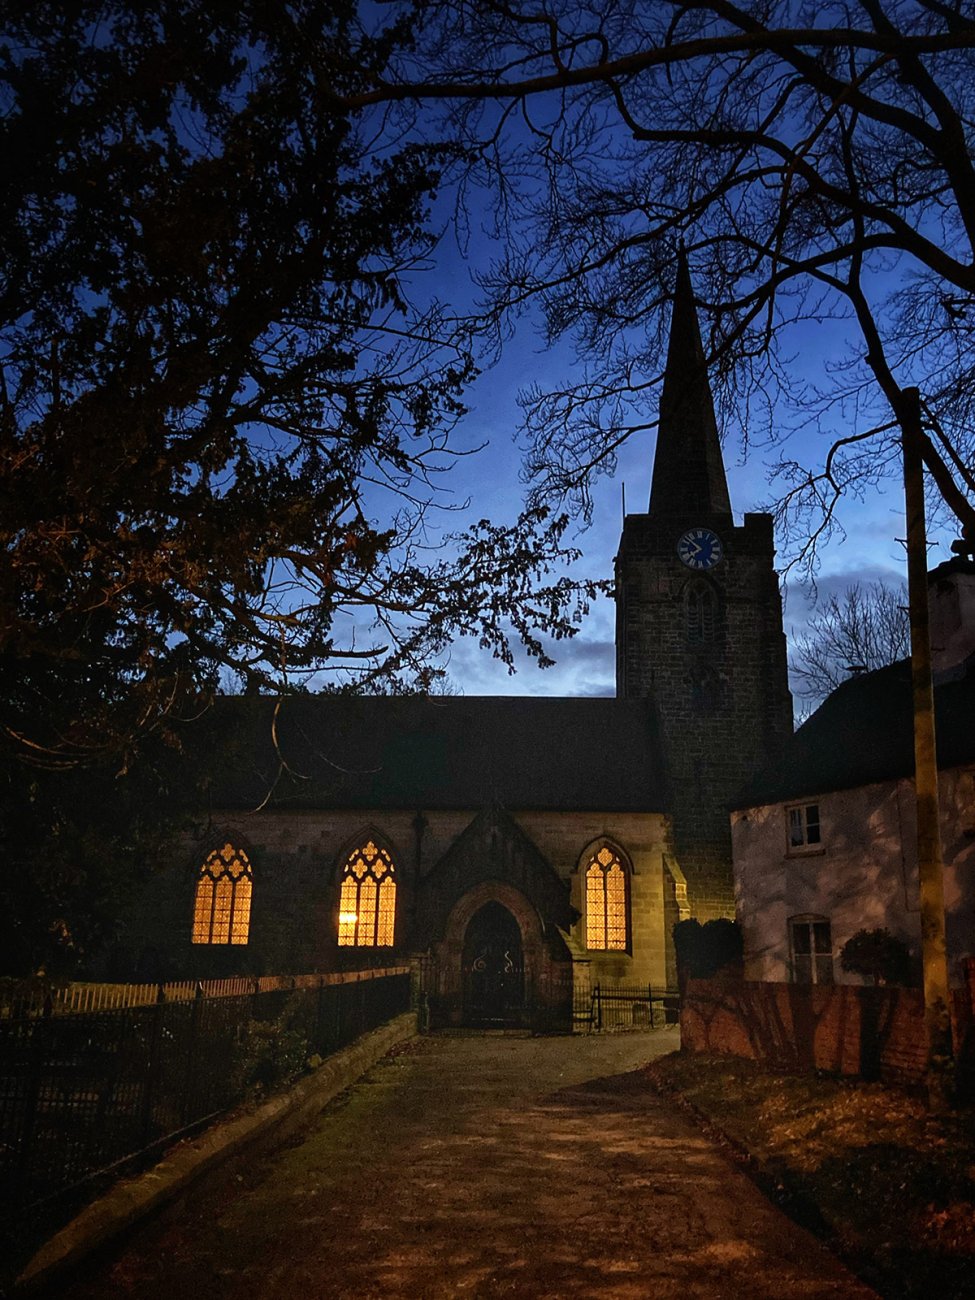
[1,1,595,775]
[0,729,205,977]
[674,916,743,982]
[673,919,705,983]
[0,2,599,973]
[840,928,914,987]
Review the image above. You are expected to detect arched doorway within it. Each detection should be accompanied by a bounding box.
[462,901,525,1026]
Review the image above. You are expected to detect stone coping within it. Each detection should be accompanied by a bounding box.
[15,1012,417,1294]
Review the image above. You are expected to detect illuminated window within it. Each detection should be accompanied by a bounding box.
[338,841,396,947]
[585,845,628,951]
[192,843,252,945]
[790,915,833,984]
[685,581,717,643]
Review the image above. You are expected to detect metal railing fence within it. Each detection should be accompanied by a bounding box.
[0,969,410,1222]
[573,982,680,1032]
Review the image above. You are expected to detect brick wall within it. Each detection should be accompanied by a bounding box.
[680,973,975,1087]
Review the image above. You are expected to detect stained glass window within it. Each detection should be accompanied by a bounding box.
[585,845,628,951]
[192,843,252,945]
[338,841,396,947]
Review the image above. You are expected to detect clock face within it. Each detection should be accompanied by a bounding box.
[677,527,724,571]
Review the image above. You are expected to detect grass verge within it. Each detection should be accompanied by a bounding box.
[647,1051,975,1300]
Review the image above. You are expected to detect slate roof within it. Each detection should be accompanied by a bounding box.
[203,694,668,813]
[734,658,975,810]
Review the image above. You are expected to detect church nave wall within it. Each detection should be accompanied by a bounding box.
[111,805,676,997]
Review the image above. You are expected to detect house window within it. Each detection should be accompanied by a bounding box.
[787,802,822,850]
[685,580,717,643]
[338,841,396,947]
[790,915,833,985]
[585,845,629,951]
[192,843,252,945]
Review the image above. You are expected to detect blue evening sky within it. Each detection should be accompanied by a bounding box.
[390,257,950,701]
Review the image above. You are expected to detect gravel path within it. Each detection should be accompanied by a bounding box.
[58,1031,875,1299]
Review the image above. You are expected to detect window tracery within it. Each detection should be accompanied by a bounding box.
[585,845,628,951]
[192,843,252,945]
[338,840,396,947]
[685,580,717,643]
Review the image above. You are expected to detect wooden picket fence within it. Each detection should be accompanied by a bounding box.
[0,967,410,1019]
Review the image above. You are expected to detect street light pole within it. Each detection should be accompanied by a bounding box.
[902,386,953,1108]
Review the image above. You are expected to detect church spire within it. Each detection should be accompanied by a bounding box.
[648,250,732,518]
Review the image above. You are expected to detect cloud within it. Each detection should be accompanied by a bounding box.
[781,566,908,639]
[444,630,616,698]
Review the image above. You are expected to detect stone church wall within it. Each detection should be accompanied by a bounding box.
[518,810,672,991]
[114,807,674,996]
[616,510,792,919]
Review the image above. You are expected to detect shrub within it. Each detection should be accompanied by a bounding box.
[229,992,313,1094]
[673,917,743,981]
[673,918,704,982]
[839,928,913,986]
[703,918,744,974]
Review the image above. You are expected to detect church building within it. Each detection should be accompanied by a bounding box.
[125,257,793,1029]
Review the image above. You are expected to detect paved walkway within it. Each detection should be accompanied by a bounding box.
[60,1032,874,1299]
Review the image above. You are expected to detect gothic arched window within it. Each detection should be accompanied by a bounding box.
[192,843,253,945]
[685,580,718,644]
[585,845,629,951]
[338,841,397,947]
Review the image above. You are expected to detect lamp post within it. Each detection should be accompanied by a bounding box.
[902,386,953,1108]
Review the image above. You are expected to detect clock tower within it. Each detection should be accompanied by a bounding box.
[615,252,792,916]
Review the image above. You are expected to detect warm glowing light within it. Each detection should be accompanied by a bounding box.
[337,841,396,947]
[192,843,252,945]
[585,846,628,951]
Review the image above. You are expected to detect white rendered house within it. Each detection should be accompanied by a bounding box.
[732,559,975,987]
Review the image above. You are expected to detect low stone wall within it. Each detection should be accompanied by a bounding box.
[15,1012,417,1294]
[680,976,975,1087]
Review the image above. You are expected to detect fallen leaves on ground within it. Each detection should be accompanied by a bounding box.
[647,1052,975,1299]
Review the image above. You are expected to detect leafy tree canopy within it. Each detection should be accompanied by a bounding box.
[0,0,594,775]
[0,1,598,975]
[0,738,201,977]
